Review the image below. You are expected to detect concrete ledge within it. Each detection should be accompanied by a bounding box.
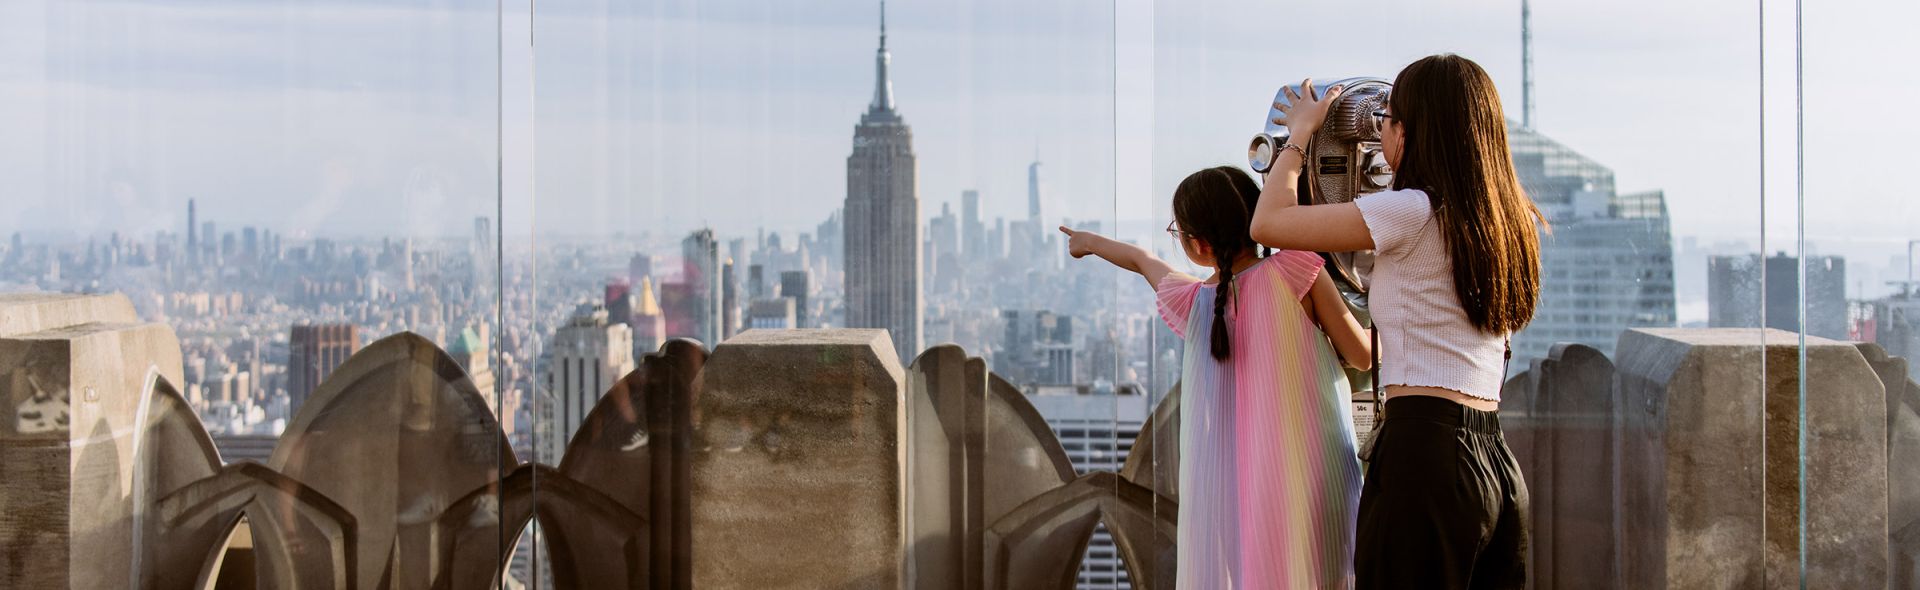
[0,311,184,588]
[1612,328,1887,589]
[691,328,906,589]
[0,293,139,338]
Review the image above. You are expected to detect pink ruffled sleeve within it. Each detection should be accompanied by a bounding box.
[1154,272,1204,339]
[1269,250,1324,300]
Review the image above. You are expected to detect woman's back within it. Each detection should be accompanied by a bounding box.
[1355,188,1509,399]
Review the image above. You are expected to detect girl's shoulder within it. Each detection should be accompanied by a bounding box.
[1247,250,1323,298]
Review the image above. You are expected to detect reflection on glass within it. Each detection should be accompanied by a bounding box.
[4,0,1913,585]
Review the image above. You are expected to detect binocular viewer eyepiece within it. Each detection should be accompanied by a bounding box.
[1249,77,1396,294]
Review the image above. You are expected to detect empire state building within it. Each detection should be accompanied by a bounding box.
[844,1,921,363]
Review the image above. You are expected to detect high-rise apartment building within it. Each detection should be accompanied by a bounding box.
[1508,124,1676,363]
[681,229,723,347]
[1709,253,1848,340]
[1026,388,1152,590]
[843,5,921,363]
[288,323,359,419]
[780,271,811,328]
[546,304,635,459]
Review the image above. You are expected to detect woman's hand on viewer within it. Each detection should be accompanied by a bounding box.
[1273,77,1346,142]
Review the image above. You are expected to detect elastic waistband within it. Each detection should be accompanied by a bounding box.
[1383,395,1503,435]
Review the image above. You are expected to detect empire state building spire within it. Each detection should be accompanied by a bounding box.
[870,0,896,114]
[845,0,920,363]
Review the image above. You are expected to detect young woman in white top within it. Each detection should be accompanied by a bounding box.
[1248,54,1544,589]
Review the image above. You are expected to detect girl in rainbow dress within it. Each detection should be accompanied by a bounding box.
[1061,164,1372,589]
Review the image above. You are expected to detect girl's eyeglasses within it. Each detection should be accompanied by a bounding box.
[1165,221,1187,241]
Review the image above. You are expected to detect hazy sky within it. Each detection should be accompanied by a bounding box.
[2,0,1913,265]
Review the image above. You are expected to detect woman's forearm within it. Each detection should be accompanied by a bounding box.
[1250,150,1306,245]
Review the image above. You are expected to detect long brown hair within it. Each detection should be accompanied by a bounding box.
[1172,165,1264,361]
[1388,54,1544,334]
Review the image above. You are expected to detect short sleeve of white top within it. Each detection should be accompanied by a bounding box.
[1354,188,1509,400]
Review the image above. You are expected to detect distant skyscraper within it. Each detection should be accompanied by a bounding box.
[288,323,359,419]
[448,324,496,413]
[1707,252,1848,340]
[1766,253,1848,340]
[780,271,811,328]
[630,277,667,357]
[242,227,259,261]
[989,218,1007,261]
[660,282,699,340]
[844,2,922,362]
[629,253,654,285]
[723,259,741,340]
[186,199,198,264]
[961,189,984,259]
[929,202,958,261]
[202,221,217,263]
[473,216,494,287]
[547,304,635,460]
[682,229,724,347]
[1028,159,1043,225]
[1507,124,1676,363]
[748,264,766,300]
[1708,254,1764,328]
[929,202,960,294]
[605,279,634,325]
[400,238,415,290]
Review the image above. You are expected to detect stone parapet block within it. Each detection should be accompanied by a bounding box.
[1613,328,1888,589]
[691,329,907,589]
[0,293,183,588]
[0,293,139,338]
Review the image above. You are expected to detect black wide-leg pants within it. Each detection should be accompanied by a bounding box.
[1355,395,1530,590]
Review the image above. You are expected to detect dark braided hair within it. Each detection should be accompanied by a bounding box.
[1221,165,1273,258]
[1172,166,1265,361]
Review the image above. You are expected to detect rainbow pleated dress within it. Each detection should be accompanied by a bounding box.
[1155,250,1363,590]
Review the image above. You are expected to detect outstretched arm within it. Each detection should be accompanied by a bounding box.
[1306,271,1373,370]
[1060,226,1177,289]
